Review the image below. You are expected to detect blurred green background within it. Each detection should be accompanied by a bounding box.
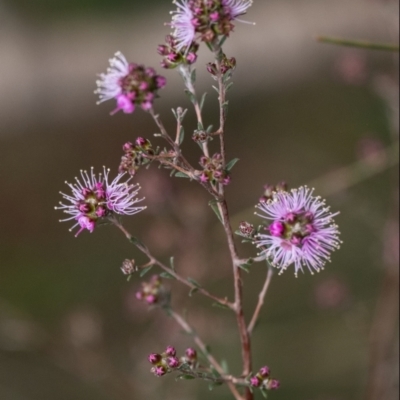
[0,0,398,399]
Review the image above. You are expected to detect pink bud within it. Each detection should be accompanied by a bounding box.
[269,221,284,237]
[165,346,176,357]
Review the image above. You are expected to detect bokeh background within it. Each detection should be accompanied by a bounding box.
[0,0,398,399]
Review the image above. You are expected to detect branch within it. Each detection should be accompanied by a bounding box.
[316,36,399,52]
[247,266,274,335]
[169,309,245,400]
[111,218,235,310]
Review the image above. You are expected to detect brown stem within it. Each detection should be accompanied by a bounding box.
[170,309,245,400]
[211,43,253,400]
[247,266,274,335]
[179,65,210,158]
[217,200,253,400]
[111,218,235,310]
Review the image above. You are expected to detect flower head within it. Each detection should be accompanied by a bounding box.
[95,52,166,114]
[254,186,341,276]
[55,167,145,236]
[169,0,253,51]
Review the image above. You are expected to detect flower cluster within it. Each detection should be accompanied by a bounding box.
[259,182,287,204]
[148,346,197,377]
[158,35,199,68]
[136,275,167,305]
[119,137,155,176]
[55,167,145,236]
[249,366,280,390]
[95,52,166,114]
[206,54,236,76]
[121,259,137,275]
[238,221,255,238]
[169,0,253,51]
[199,153,230,185]
[255,186,341,276]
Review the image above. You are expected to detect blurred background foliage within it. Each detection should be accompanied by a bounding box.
[0,0,398,399]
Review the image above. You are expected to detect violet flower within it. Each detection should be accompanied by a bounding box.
[55,167,145,236]
[254,186,341,276]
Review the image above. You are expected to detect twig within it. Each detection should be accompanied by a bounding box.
[111,218,235,310]
[169,309,245,400]
[179,65,210,158]
[317,36,399,52]
[247,266,274,335]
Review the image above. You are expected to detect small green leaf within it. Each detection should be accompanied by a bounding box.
[206,124,214,133]
[187,277,201,288]
[179,127,185,145]
[189,287,198,297]
[171,108,177,119]
[218,35,227,47]
[225,158,239,171]
[160,272,174,279]
[184,89,196,104]
[169,256,175,271]
[175,171,190,178]
[197,121,204,131]
[200,92,207,110]
[221,360,229,374]
[260,388,268,398]
[212,302,230,310]
[126,275,132,282]
[225,82,234,92]
[129,236,147,249]
[176,374,195,380]
[212,85,219,93]
[209,200,223,224]
[139,265,153,277]
[238,264,250,273]
[190,68,196,84]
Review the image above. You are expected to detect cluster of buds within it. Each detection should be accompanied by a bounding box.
[158,35,199,68]
[148,347,198,377]
[136,275,165,305]
[249,366,280,391]
[192,129,209,143]
[119,137,155,176]
[238,221,255,238]
[121,259,137,275]
[206,55,236,76]
[259,182,288,204]
[199,153,230,185]
[114,63,166,112]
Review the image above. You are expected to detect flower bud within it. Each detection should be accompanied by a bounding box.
[239,221,255,237]
[259,366,270,378]
[153,365,167,377]
[165,346,177,357]
[250,376,261,387]
[167,356,180,368]
[269,221,284,237]
[265,378,280,390]
[121,259,136,275]
[148,353,162,364]
[185,347,197,360]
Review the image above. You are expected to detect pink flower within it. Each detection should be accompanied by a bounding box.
[55,167,145,236]
[255,187,341,276]
[169,0,253,51]
[95,52,166,114]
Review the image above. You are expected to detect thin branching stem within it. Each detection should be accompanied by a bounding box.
[179,65,210,158]
[111,218,235,310]
[247,266,274,335]
[169,309,245,400]
[317,36,400,52]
